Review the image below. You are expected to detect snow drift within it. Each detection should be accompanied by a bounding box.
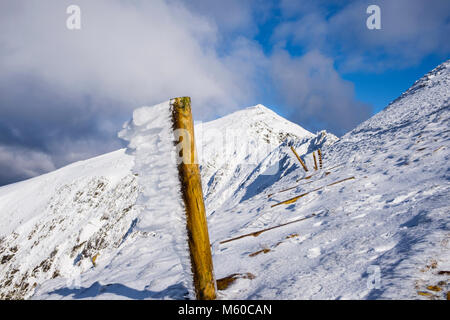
[118,100,194,298]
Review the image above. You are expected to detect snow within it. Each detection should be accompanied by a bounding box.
[0,149,136,299]
[0,60,449,300]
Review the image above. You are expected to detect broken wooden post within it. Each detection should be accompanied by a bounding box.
[290,146,308,172]
[219,213,319,245]
[318,149,323,169]
[271,176,355,208]
[170,97,216,300]
[313,151,318,171]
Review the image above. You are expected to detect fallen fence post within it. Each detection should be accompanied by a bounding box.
[171,97,216,300]
[271,176,355,208]
[290,146,308,172]
[219,213,318,245]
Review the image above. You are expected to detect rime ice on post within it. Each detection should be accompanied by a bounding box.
[171,97,216,300]
[119,98,216,300]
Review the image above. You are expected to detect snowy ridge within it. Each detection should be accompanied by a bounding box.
[0,150,137,299]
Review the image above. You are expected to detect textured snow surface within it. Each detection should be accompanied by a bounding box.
[0,61,449,300]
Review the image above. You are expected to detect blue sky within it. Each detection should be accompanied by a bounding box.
[343,54,449,113]
[0,0,449,185]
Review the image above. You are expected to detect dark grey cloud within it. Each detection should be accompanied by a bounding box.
[0,145,56,186]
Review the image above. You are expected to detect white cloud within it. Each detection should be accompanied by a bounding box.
[0,0,255,118]
[270,50,372,135]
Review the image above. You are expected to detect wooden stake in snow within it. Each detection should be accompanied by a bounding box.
[318,149,323,169]
[219,213,319,245]
[313,151,318,171]
[171,97,216,300]
[290,146,308,172]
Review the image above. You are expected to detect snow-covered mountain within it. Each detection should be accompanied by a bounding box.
[197,104,334,213]
[0,102,330,299]
[0,61,449,300]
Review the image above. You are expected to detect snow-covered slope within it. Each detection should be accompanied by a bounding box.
[0,150,137,299]
[0,61,449,300]
[207,61,449,300]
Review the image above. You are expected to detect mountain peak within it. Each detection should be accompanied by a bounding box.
[203,104,314,144]
[245,104,273,112]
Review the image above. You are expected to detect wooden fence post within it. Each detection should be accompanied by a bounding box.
[318,149,323,169]
[171,97,216,300]
[313,151,318,171]
[290,146,308,172]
